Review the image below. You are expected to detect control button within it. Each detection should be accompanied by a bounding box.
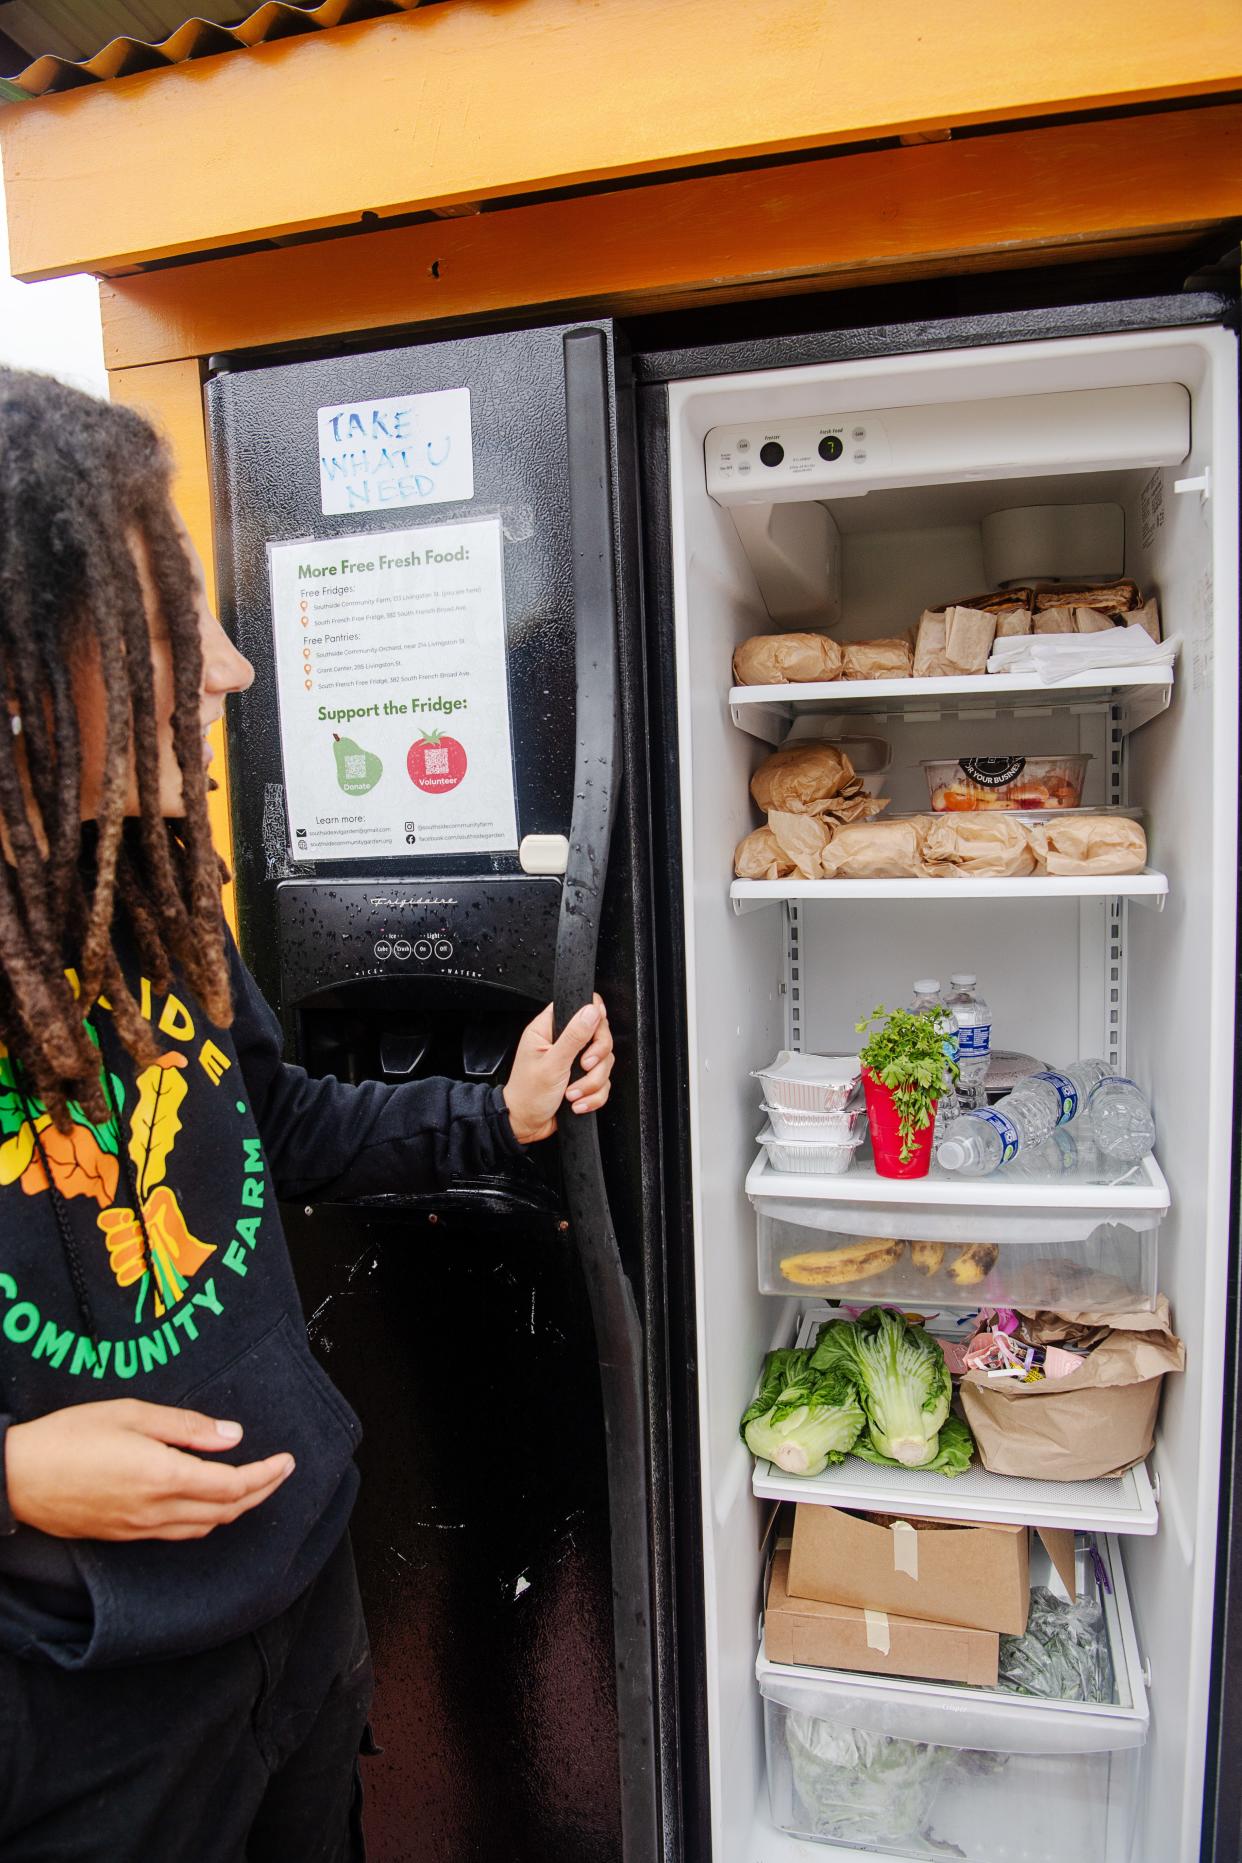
[433,939,454,961]
[737,463,751,473]
[818,435,843,462]
[392,939,413,960]
[851,426,866,441]
[736,437,751,451]
[759,441,784,468]
[853,450,867,463]
[413,938,433,961]
[373,939,392,961]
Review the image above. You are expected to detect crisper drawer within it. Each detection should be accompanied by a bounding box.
[758,1536,1147,1862]
[756,1203,1157,1312]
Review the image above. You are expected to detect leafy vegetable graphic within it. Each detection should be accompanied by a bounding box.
[128,1052,188,1201]
[100,1186,215,1321]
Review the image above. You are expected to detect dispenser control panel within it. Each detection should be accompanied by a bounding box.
[276,877,560,1004]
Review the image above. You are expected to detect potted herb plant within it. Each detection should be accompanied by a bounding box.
[856,1005,957,1179]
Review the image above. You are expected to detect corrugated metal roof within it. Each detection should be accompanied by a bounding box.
[2,1,441,96]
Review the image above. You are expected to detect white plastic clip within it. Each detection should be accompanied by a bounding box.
[1173,468,1211,502]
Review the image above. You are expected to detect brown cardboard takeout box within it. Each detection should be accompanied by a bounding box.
[787,1504,1077,1637]
[766,1544,1001,1687]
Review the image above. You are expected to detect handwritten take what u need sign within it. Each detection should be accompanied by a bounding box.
[317,388,474,515]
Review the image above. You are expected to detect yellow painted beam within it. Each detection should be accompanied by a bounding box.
[107,359,237,931]
[101,104,1242,371]
[5,0,1242,280]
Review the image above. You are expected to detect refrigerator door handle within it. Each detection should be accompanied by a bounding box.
[553,326,659,1863]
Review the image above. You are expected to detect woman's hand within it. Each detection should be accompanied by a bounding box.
[4,1400,294,1542]
[502,995,616,1145]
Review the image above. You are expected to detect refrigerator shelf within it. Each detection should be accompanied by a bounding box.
[751,1442,1158,1536]
[731,871,1169,912]
[751,1308,1159,1533]
[745,1147,1171,1216]
[729,666,1176,746]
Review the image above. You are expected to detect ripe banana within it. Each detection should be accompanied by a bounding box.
[779,1238,904,1287]
[947,1242,1000,1286]
[909,1242,946,1276]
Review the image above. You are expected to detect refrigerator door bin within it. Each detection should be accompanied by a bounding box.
[756,1206,1158,1310]
[758,1537,1145,1861]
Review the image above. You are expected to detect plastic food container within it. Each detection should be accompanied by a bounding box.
[753,1203,1158,1307]
[757,1126,865,1176]
[754,1052,861,1114]
[759,1534,1147,1862]
[923,754,1091,811]
[760,1102,864,1143]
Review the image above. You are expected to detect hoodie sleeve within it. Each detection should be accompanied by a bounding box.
[0,1417,17,1535]
[225,939,525,1202]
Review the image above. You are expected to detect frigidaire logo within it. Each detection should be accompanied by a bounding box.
[366,896,459,908]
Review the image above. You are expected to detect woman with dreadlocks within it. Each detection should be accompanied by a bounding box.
[0,369,614,1861]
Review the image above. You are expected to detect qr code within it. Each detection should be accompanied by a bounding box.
[424,746,450,774]
[344,753,367,779]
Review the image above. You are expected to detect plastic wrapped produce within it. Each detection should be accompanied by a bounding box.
[842,638,914,680]
[732,631,844,686]
[785,1714,954,1848]
[998,1585,1115,1704]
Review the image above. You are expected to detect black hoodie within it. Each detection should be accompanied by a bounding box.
[0,927,524,1668]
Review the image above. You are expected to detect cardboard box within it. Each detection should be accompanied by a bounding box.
[787,1504,1076,1637]
[766,1545,1000,1687]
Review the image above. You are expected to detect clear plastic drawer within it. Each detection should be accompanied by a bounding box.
[759,1537,1146,1861]
[757,1203,1157,1311]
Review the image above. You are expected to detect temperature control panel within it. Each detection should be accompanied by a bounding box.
[706,414,892,502]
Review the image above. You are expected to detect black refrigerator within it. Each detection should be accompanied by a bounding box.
[208,285,1241,1863]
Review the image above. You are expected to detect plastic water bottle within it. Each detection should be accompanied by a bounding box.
[1088,1076,1156,1163]
[935,1078,1061,1175]
[1028,1060,1109,1127]
[910,979,961,1131]
[947,975,991,1110]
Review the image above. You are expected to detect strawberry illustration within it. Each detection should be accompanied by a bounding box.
[407,729,467,794]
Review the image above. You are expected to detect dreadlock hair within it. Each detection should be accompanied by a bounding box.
[0,367,232,1129]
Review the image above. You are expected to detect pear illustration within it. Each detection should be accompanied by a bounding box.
[332,732,383,796]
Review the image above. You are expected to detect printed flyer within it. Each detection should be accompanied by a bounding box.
[268,517,518,860]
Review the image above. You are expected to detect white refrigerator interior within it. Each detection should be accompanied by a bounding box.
[666,324,1238,1861]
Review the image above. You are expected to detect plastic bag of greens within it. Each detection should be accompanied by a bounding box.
[998,1585,1115,1703]
[785,1712,954,1849]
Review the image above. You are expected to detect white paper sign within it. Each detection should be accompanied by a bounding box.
[268,518,517,862]
[317,387,473,515]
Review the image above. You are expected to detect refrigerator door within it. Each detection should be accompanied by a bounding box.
[207,324,664,1862]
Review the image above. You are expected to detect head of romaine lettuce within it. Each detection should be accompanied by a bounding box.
[740,1347,864,1477]
[811,1307,952,1469]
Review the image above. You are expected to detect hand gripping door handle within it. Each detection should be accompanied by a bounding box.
[553,328,659,1863]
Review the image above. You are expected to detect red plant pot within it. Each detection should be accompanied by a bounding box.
[862,1067,937,1179]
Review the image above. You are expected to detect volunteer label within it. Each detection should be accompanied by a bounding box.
[268,518,517,862]
[317,388,473,515]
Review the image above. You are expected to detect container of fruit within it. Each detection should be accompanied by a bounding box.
[922,754,1091,811]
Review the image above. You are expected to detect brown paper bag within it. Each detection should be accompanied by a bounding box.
[733,826,795,880]
[959,1297,1184,1481]
[750,743,855,813]
[918,814,1039,878]
[818,819,923,878]
[765,811,832,877]
[1073,606,1117,634]
[1033,606,1077,634]
[994,606,1033,638]
[733,632,844,686]
[914,606,996,677]
[1133,598,1162,643]
[1037,816,1148,877]
[842,639,914,681]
